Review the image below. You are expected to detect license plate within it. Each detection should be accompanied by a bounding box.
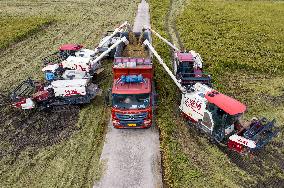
[128,124,137,127]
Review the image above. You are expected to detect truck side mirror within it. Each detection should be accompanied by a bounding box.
[105,88,112,107]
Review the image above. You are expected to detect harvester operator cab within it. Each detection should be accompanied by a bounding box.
[206,102,244,142]
[177,60,194,77]
[203,91,247,142]
[58,44,83,59]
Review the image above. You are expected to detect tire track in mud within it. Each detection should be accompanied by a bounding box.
[0,89,81,160]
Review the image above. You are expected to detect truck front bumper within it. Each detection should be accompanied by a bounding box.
[112,119,152,129]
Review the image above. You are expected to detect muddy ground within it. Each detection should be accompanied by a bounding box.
[0,93,80,162]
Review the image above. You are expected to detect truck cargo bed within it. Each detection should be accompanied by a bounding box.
[115,31,151,58]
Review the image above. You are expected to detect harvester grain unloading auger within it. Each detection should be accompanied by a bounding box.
[10,22,130,110]
[144,36,280,156]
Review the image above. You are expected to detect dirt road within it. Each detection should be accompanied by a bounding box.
[94,1,162,188]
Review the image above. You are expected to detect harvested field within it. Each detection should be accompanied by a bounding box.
[0,0,140,187]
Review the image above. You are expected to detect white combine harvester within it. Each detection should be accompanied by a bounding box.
[144,30,279,155]
[11,22,130,110]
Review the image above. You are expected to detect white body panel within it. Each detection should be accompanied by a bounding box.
[53,87,86,97]
[229,134,256,148]
[62,70,89,80]
[62,56,91,72]
[180,92,207,122]
[51,79,88,97]
[21,98,35,109]
[190,50,203,69]
[75,49,96,58]
[51,79,88,88]
[42,64,59,72]
[192,82,212,94]
[179,83,213,122]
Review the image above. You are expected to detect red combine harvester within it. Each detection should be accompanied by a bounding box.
[108,29,157,128]
[145,30,280,155]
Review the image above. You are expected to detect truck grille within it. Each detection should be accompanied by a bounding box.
[115,112,147,121]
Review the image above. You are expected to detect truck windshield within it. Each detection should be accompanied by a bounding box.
[112,93,150,109]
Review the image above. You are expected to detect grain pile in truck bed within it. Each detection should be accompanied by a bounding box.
[122,31,148,58]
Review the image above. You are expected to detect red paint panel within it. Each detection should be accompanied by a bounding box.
[227,140,244,153]
[113,67,153,79]
[32,90,49,101]
[205,91,246,115]
[176,52,194,61]
[59,44,83,51]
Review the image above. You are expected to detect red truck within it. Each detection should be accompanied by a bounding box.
[108,30,156,128]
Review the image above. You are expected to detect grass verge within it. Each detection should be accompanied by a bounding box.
[150,1,202,187]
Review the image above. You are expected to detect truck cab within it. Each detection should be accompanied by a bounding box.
[111,73,154,128]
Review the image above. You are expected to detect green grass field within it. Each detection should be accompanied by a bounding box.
[0,0,140,187]
[150,0,284,187]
